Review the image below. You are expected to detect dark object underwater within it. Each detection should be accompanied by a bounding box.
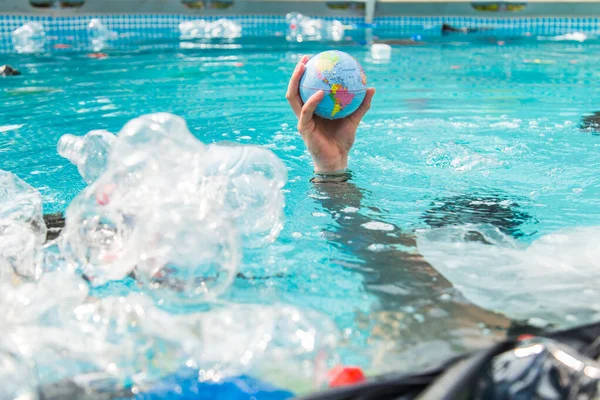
[581,112,600,133]
[441,24,489,35]
[0,65,21,76]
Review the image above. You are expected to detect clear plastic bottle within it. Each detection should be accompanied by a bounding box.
[0,170,47,280]
[57,130,116,184]
[203,143,287,248]
[12,22,46,54]
[88,19,117,52]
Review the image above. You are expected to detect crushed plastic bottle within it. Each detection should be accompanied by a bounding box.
[164,304,339,390]
[12,22,46,54]
[109,113,205,176]
[0,346,39,400]
[88,19,117,52]
[59,181,139,286]
[0,112,344,397]
[0,221,43,280]
[135,207,241,308]
[179,19,242,40]
[0,170,47,280]
[71,294,187,387]
[0,270,88,326]
[285,12,344,42]
[203,143,287,248]
[58,130,117,184]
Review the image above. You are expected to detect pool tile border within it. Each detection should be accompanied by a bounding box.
[1,14,599,52]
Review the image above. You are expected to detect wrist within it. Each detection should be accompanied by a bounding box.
[313,156,348,174]
[311,169,352,183]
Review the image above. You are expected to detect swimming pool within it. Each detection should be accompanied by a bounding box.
[2,17,600,397]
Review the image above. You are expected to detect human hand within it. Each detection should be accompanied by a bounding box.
[286,55,376,173]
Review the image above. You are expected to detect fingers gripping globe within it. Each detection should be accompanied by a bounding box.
[300,50,367,120]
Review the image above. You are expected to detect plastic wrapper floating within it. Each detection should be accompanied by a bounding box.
[0,112,340,396]
[416,223,600,326]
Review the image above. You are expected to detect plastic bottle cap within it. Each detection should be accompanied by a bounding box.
[328,365,365,387]
[517,334,535,341]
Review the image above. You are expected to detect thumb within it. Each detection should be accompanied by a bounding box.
[298,90,324,131]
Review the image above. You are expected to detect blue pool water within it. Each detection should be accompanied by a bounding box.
[2,34,600,379]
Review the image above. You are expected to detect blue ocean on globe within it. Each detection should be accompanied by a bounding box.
[299,50,367,120]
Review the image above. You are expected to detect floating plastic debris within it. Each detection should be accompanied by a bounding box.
[285,12,345,42]
[0,347,38,400]
[58,115,286,250]
[370,43,391,60]
[0,170,46,280]
[544,31,588,42]
[165,303,339,387]
[135,208,240,308]
[179,19,242,40]
[88,19,117,52]
[58,130,117,184]
[11,22,46,54]
[203,143,287,248]
[416,224,600,325]
[0,65,21,77]
[60,182,139,286]
[0,113,342,394]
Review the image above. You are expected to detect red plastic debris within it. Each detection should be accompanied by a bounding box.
[87,52,109,59]
[54,44,72,49]
[518,334,535,341]
[328,365,366,388]
[95,183,116,205]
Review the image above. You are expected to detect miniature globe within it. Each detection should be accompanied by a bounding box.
[299,50,367,120]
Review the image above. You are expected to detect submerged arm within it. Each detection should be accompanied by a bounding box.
[311,175,511,347]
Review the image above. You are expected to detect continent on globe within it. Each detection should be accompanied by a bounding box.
[330,84,355,117]
[299,50,367,120]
